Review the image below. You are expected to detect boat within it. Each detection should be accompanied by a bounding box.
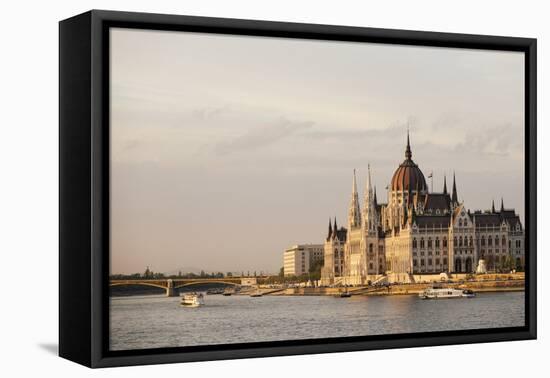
[335,289,352,298]
[222,288,233,296]
[250,289,263,297]
[180,292,204,307]
[419,287,476,299]
[206,288,224,295]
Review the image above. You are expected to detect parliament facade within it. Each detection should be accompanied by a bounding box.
[321,132,525,285]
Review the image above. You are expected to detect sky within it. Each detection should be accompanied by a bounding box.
[109,27,525,275]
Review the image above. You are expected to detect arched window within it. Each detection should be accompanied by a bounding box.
[495,236,499,246]
[428,238,432,248]
[443,238,447,247]
[488,236,492,246]
[420,238,425,248]
[453,237,457,246]
[459,219,462,227]
[469,236,473,247]
[459,236,463,247]
[369,243,373,253]
[502,236,506,247]
[481,236,485,246]
[435,238,440,248]
[413,238,417,248]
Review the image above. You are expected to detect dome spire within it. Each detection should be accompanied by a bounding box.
[405,126,412,160]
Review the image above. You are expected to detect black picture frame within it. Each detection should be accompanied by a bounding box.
[59,9,537,368]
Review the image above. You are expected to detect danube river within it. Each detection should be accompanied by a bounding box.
[110,292,524,351]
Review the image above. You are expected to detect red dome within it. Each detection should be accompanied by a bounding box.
[390,131,427,192]
[391,160,427,192]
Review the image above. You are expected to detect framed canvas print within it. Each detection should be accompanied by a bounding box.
[59,10,537,368]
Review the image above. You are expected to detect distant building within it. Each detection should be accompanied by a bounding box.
[321,131,525,285]
[283,244,324,276]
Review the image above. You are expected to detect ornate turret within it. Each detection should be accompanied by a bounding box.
[492,199,496,213]
[327,218,333,241]
[501,197,505,212]
[443,174,448,195]
[348,169,361,229]
[363,164,378,233]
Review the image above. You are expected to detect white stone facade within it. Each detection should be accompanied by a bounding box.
[284,244,324,277]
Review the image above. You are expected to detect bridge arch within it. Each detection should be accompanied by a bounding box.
[174,281,240,289]
[109,281,167,290]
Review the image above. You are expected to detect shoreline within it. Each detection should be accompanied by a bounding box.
[264,280,525,297]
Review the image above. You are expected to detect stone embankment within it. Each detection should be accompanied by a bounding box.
[265,273,525,296]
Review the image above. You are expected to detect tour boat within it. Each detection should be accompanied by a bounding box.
[250,290,263,297]
[222,288,233,296]
[180,293,205,307]
[419,287,476,299]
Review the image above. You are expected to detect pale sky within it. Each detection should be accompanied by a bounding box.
[109,27,525,275]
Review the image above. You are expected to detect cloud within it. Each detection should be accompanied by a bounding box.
[214,118,314,155]
[297,119,417,142]
[191,105,231,121]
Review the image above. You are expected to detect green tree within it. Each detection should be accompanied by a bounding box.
[308,260,323,281]
[279,267,284,277]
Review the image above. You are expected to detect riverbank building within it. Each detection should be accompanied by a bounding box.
[321,132,525,285]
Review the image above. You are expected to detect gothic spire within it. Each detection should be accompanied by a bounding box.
[492,199,496,213]
[443,174,448,195]
[327,218,333,240]
[373,186,378,205]
[334,217,338,233]
[451,171,458,204]
[348,169,361,229]
[405,127,412,160]
[501,197,504,212]
[365,164,373,202]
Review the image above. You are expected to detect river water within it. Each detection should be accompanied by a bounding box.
[110,292,524,351]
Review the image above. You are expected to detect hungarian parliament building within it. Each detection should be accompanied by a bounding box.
[320,132,525,285]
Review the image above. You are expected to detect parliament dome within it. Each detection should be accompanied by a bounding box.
[390,132,427,192]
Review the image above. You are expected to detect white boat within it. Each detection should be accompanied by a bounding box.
[419,287,475,299]
[180,292,205,307]
[250,290,263,297]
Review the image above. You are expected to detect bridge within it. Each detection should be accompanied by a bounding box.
[109,277,256,297]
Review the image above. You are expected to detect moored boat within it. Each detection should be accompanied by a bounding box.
[180,292,205,307]
[419,287,476,299]
[250,289,263,297]
[335,289,352,298]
